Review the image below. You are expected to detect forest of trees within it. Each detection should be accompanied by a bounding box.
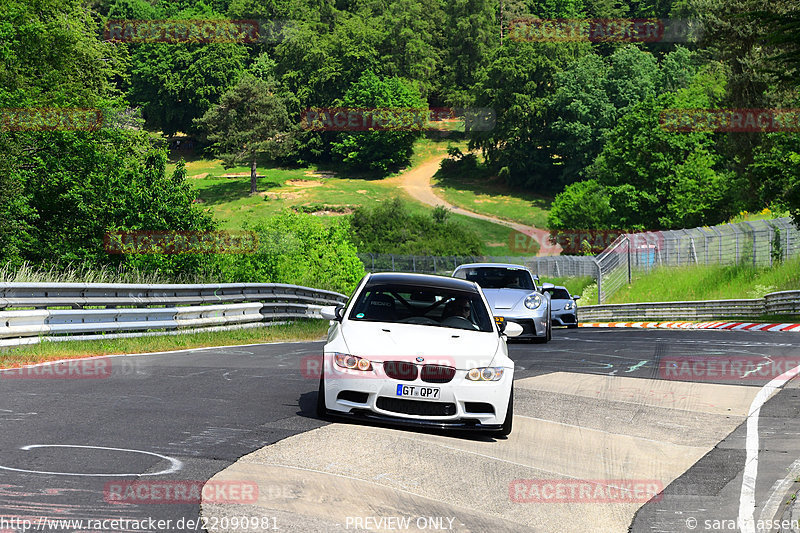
[1,0,798,280]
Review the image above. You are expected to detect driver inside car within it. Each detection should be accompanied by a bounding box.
[441,297,478,329]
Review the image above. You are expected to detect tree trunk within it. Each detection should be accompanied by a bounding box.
[250,159,257,195]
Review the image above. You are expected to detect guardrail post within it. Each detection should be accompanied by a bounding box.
[626,236,632,284]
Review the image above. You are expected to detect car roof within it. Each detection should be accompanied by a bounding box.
[364,272,479,292]
[453,263,539,277]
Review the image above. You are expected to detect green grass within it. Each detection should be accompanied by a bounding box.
[173,139,528,255]
[0,320,329,365]
[432,162,552,228]
[607,256,800,304]
[543,276,596,298]
[727,207,790,224]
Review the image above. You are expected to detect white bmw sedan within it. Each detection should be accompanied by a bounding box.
[317,272,522,436]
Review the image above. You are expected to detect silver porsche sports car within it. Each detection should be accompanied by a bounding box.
[453,263,552,343]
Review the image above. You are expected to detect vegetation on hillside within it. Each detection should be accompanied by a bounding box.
[2,0,798,289]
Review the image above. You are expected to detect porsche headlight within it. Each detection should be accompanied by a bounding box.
[333,353,373,371]
[524,293,542,309]
[564,301,574,310]
[466,367,504,381]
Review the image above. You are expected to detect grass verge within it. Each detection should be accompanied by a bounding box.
[0,320,329,367]
[432,161,552,228]
[607,256,800,304]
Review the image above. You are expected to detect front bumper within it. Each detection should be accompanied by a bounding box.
[328,410,503,431]
[552,309,578,326]
[322,366,513,427]
[497,315,547,338]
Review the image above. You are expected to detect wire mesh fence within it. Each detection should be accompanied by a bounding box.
[359,218,799,305]
[596,217,800,303]
[357,253,598,278]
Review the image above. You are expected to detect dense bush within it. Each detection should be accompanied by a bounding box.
[214,212,365,294]
[350,198,483,255]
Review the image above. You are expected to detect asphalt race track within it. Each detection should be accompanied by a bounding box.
[1,329,800,532]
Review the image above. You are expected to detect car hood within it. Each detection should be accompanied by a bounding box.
[481,288,533,310]
[550,298,570,311]
[340,321,501,368]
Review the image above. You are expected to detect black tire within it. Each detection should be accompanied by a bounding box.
[546,314,552,341]
[497,389,514,436]
[316,375,328,418]
[567,323,578,329]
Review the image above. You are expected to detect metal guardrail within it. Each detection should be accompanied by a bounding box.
[578,290,800,321]
[0,282,347,347]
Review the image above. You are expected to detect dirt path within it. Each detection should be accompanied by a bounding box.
[392,155,561,256]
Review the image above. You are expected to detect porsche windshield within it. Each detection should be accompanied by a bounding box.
[348,284,494,332]
[454,267,536,290]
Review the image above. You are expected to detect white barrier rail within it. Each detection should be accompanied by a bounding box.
[579,290,800,321]
[0,282,346,347]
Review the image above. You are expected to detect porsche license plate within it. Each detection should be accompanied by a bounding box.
[396,384,440,399]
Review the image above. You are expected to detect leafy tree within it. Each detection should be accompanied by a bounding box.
[589,92,733,229]
[330,71,425,173]
[751,132,800,227]
[196,74,294,194]
[547,46,693,186]
[547,179,613,231]
[441,0,498,106]
[470,40,583,190]
[213,211,365,293]
[128,40,248,135]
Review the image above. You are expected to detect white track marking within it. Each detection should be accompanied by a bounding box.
[0,444,183,476]
[738,364,800,533]
[757,458,800,529]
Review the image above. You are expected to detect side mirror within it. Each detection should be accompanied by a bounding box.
[573,295,581,300]
[320,305,345,321]
[542,282,555,291]
[504,321,524,337]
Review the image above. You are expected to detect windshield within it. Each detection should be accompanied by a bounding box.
[454,267,536,290]
[348,284,493,332]
[549,288,571,300]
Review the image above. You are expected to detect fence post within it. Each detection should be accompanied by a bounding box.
[371,254,375,271]
[596,259,603,304]
[391,254,395,271]
[744,221,757,267]
[412,256,416,272]
[627,236,632,284]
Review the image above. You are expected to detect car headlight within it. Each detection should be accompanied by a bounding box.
[564,301,574,310]
[333,353,373,371]
[524,293,542,309]
[466,367,504,381]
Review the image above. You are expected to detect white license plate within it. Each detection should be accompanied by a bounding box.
[396,384,440,399]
